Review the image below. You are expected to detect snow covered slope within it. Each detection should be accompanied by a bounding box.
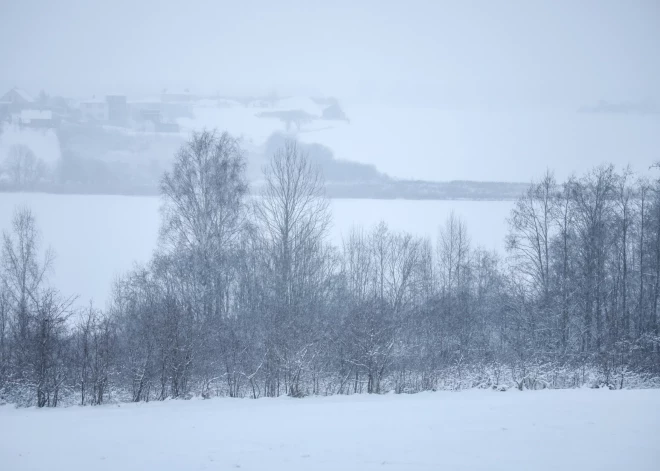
[296,106,660,182]
[0,123,61,166]
[1,389,658,471]
[174,99,659,183]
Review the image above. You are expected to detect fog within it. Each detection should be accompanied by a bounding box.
[1,0,658,183]
[3,0,658,105]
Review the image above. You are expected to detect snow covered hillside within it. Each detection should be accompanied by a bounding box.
[177,100,660,183]
[295,106,660,182]
[0,123,61,166]
[1,389,658,471]
[5,97,653,191]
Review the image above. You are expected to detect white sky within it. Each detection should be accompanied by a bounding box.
[1,0,659,106]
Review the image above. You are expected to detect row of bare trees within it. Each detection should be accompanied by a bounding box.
[505,166,660,384]
[1,130,659,406]
[1,144,48,188]
[0,208,77,406]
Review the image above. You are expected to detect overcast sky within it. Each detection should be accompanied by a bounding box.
[1,0,659,106]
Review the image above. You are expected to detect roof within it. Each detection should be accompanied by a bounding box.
[13,88,33,102]
[1,87,34,104]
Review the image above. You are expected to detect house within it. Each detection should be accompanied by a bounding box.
[129,100,161,123]
[0,87,34,117]
[0,87,34,107]
[128,100,180,132]
[80,98,108,122]
[20,109,58,128]
[106,95,128,124]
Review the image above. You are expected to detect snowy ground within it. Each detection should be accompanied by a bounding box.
[0,123,61,166]
[1,389,658,471]
[0,193,512,308]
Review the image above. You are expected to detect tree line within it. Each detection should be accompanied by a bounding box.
[1,130,659,407]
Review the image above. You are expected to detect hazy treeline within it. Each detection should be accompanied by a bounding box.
[1,130,659,407]
[0,125,528,200]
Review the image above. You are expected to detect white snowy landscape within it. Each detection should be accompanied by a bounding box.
[1,389,659,471]
[2,2,660,470]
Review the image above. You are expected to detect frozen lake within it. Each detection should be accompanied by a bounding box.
[0,193,513,307]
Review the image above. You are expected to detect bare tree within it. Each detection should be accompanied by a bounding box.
[255,139,331,396]
[341,223,421,393]
[75,303,115,405]
[0,287,9,393]
[0,207,79,406]
[438,212,471,298]
[506,171,557,302]
[159,129,249,396]
[30,289,74,407]
[553,180,577,351]
[160,130,247,257]
[614,167,635,341]
[571,165,616,351]
[4,144,45,187]
[2,208,54,371]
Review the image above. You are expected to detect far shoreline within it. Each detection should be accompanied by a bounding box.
[0,179,529,201]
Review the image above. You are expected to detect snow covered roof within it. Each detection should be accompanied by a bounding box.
[14,88,33,102]
[0,87,34,104]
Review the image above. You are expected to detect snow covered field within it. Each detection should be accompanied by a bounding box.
[0,193,512,307]
[1,389,658,471]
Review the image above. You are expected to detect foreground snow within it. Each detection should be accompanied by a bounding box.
[1,389,658,471]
